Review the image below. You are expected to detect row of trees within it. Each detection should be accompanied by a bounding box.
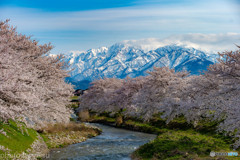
[0,20,74,128]
[80,45,240,149]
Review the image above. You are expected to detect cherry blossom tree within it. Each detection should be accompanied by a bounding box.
[177,46,240,148]
[130,67,188,121]
[77,31,240,148]
[79,67,188,121]
[79,78,124,114]
[0,20,74,128]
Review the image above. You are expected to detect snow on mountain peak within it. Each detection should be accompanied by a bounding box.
[64,43,218,89]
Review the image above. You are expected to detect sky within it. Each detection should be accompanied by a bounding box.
[0,0,240,54]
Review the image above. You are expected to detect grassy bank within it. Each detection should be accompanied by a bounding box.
[39,122,101,148]
[85,112,239,160]
[0,120,48,160]
[0,120,101,160]
[132,130,235,160]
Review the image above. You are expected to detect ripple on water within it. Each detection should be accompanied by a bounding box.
[47,123,156,160]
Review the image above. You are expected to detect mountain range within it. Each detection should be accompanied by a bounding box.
[63,44,218,89]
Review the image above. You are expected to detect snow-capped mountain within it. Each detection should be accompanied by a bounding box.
[64,44,218,89]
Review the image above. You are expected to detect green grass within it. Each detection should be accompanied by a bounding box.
[134,129,236,160]
[68,96,79,109]
[0,120,38,155]
[90,114,116,123]
[126,116,237,159]
[40,133,68,148]
[88,113,238,160]
[70,96,79,100]
[124,120,163,134]
[39,133,51,148]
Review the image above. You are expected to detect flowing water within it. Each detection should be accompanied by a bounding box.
[47,123,156,160]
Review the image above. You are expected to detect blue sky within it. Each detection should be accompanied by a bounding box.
[0,0,240,54]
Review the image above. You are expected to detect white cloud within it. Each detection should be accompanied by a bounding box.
[0,0,239,54]
[122,33,240,53]
[0,0,239,33]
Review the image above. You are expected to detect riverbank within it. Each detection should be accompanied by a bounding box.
[0,120,48,160]
[85,113,239,160]
[40,122,101,149]
[0,120,101,160]
[46,123,156,159]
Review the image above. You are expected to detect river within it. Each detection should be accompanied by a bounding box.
[47,123,156,160]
